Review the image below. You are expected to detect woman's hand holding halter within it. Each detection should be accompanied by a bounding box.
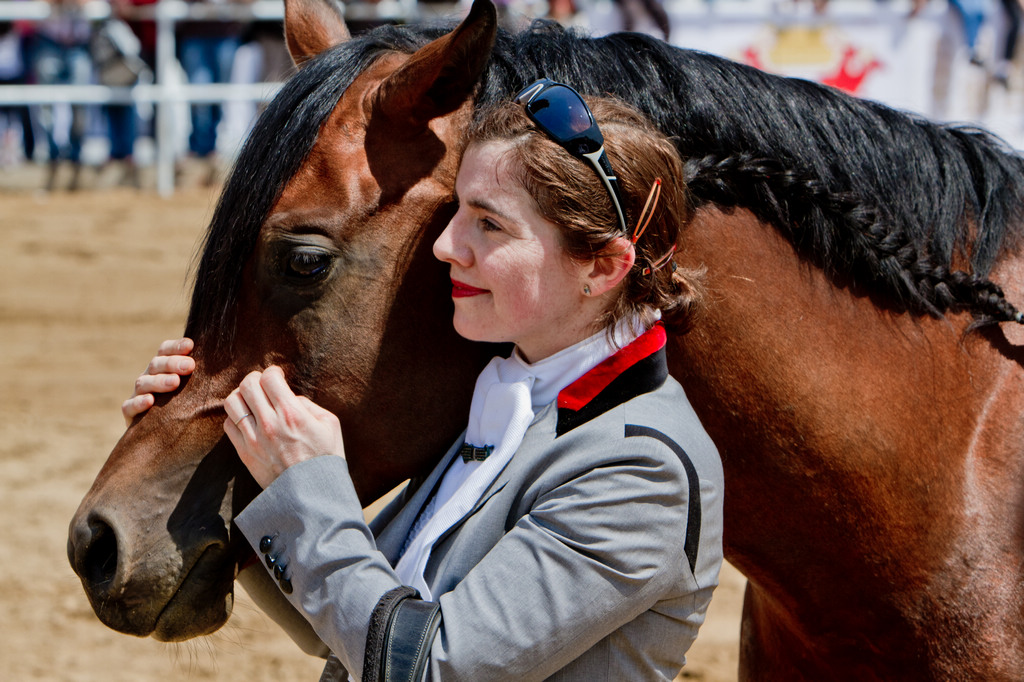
[124,338,346,489]
[223,366,346,489]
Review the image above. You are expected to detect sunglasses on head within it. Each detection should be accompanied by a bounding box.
[514,78,629,235]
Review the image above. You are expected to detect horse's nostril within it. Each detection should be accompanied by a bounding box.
[82,518,119,589]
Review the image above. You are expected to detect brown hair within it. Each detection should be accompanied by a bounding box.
[464,96,704,334]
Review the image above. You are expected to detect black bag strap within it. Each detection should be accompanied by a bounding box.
[363,586,442,682]
[382,598,442,682]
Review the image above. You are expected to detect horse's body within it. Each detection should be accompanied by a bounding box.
[68,1,1024,678]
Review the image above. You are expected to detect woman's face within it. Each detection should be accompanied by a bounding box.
[433,142,597,363]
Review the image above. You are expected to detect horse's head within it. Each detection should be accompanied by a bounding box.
[67,0,498,641]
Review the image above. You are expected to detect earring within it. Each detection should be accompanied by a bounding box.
[583,284,591,296]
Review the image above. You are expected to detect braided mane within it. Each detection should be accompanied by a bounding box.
[187,19,1024,350]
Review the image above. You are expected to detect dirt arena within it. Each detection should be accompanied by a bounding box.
[0,170,744,681]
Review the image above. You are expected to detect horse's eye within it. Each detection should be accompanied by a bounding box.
[284,247,332,281]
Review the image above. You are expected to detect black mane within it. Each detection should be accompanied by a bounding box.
[187,19,1024,348]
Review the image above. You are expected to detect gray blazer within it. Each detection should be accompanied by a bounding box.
[235,330,723,682]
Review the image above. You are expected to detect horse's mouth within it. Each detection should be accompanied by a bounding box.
[151,544,235,642]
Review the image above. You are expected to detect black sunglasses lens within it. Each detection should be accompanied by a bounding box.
[517,79,628,233]
[526,87,594,140]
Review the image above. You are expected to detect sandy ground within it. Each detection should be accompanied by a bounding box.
[0,167,743,681]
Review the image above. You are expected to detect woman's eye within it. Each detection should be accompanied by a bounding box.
[284,247,332,281]
[479,218,501,232]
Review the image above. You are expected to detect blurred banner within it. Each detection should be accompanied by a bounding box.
[586,0,1024,148]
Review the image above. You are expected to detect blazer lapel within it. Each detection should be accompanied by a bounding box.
[379,327,667,564]
[375,434,465,564]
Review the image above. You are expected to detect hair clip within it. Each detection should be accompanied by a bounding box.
[642,244,677,276]
[631,178,662,244]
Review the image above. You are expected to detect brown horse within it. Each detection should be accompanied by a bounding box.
[69,0,1024,678]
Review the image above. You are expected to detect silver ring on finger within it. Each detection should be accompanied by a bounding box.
[234,413,252,426]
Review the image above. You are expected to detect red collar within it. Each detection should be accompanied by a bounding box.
[557,323,667,412]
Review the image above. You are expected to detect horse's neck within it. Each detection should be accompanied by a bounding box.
[670,206,1024,662]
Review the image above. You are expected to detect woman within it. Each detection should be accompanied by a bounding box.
[125,82,723,681]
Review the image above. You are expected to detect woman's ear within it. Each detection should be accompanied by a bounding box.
[585,236,635,297]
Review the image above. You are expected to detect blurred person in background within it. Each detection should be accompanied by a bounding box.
[993,0,1021,86]
[220,18,290,156]
[117,0,156,67]
[91,0,151,186]
[176,0,244,185]
[547,0,576,22]
[0,17,36,165]
[31,0,92,191]
[950,0,992,65]
[614,0,671,41]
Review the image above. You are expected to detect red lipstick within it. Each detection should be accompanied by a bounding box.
[451,279,488,298]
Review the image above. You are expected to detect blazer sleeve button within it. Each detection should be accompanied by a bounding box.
[279,578,293,594]
[265,554,276,569]
[259,536,273,553]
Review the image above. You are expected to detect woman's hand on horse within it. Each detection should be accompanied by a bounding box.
[122,338,196,426]
[223,366,346,489]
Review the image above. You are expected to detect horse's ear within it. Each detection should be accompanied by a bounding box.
[371,0,497,126]
[284,0,351,67]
